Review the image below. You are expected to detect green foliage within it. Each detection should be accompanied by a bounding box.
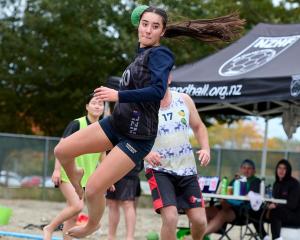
[1,0,299,135]
[1,0,137,135]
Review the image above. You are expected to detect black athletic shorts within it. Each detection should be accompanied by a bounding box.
[106,176,141,201]
[99,116,154,165]
[145,169,204,213]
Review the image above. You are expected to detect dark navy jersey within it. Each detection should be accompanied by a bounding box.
[111,45,174,140]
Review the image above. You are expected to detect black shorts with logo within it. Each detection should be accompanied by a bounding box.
[99,116,154,165]
[106,176,141,201]
[145,169,204,213]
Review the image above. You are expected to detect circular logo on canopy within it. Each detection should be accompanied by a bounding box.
[219,49,275,77]
[219,36,300,77]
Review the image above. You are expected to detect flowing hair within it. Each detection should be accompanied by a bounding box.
[142,7,245,43]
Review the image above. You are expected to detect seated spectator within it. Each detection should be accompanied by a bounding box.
[267,159,300,240]
[205,159,269,240]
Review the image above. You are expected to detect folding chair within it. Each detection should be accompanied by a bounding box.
[218,204,260,240]
[212,223,231,240]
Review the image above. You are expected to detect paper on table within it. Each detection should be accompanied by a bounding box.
[248,191,263,211]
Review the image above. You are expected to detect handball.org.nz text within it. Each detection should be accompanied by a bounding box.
[170,84,242,99]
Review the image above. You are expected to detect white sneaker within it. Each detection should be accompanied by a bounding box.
[274,237,283,240]
[263,235,271,240]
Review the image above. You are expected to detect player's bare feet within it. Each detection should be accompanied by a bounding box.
[66,223,100,238]
[70,168,84,199]
[42,225,53,240]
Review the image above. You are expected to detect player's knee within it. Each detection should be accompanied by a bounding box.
[191,216,207,229]
[85,185,105,200]
[162,212,178,227]
[164,218,178,229]
[54,141,74,163]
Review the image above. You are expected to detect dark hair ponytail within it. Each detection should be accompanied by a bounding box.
[141,6,245,43]
[164,12,245,43]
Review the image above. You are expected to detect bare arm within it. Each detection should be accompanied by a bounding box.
[52,158,61,187]
[181,93,210,166]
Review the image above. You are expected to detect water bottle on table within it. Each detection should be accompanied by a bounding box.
[233,178,240,196]
[266,184,272,198]
[239,176,247,196]
[260,177,265,197]
[220,177,228,195]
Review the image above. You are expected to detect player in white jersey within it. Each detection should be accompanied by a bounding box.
[144,75,210,240]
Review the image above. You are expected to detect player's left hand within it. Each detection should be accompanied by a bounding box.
[197,149,210,166]
[93,86,118,102]
[144,151,162,167]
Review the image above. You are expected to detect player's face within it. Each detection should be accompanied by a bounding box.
[138,12,165,48]
[86,97,104,118]
[277,164,287,180]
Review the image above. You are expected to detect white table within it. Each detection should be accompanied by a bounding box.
[203,193,287,204]
[141,180,287,204]
[202,193,287,239]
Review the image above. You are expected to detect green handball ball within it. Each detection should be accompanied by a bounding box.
[131,5,149,27]
[146,231,159,240]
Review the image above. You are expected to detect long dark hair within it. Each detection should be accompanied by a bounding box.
[142,6,245,43]
[275,159,292,182]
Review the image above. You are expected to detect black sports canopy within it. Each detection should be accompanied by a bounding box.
[170,23,300,117]
[170,23,300,140]
[169,23,300,177]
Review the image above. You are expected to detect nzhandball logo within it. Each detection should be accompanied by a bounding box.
[219,35,300,77]
[120,69,130,87]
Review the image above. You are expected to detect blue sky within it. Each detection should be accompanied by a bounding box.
[248,117,300,141]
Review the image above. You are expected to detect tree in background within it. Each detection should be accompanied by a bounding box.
[207,120,263,149]
[1,0,138,135]
[190,119,300,151]
[1,0,300,135]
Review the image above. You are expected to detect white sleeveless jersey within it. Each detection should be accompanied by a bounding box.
[145,91,197,176]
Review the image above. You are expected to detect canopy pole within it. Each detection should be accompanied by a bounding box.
[284,137,291,160]
[260,117,269,178]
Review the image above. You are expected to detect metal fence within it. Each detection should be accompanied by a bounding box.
[1,132,300,190]
[0,133,59,189]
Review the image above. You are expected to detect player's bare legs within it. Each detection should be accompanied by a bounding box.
[67,147,135,238]
[54,122,112,199]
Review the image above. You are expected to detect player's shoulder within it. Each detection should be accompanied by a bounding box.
[177,91,193,103]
